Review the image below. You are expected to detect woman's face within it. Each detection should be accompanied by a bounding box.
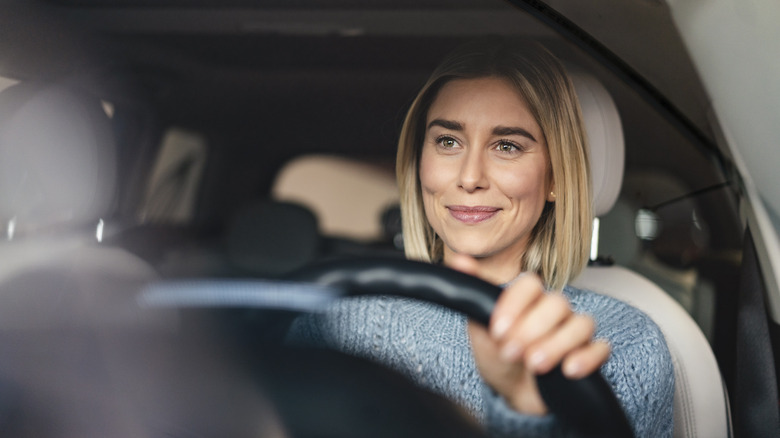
[419,77,554,276]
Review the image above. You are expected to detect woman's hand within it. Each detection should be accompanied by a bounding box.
[447,254,610,415]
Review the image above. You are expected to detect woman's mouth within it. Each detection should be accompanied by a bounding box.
[447,206,500,224]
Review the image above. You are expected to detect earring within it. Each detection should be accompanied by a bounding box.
[550,191,557,199]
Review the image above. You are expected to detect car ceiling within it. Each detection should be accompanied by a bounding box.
[0,0,731,218]
[24,1,713,132]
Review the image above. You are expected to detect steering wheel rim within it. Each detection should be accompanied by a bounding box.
[290,257,635,438]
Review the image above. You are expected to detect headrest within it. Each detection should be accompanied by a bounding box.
[569,71,625,217]
[0,82,117,231]
[272,155,399,241]
[227,200,321,277]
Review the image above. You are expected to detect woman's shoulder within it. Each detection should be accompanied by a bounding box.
[561,284,671,373]
[562,284,667,347]
[563,284,675,437]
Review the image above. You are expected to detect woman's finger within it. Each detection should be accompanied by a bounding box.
[444,252,481,276]
[490,274,546,339]
[561,340,611,379]
[521,314,595,374]
[468,321,548,415]
[498,292,571,361]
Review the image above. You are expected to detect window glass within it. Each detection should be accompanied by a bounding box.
[139,128,207,224]
[599,171,717,340]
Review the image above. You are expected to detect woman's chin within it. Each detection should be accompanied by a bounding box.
[444,242,500,260]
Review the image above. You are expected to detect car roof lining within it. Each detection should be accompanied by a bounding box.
[23,1,715,143]
[2,0,741,242]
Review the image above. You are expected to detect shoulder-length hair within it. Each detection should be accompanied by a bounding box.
[396,39,592,290]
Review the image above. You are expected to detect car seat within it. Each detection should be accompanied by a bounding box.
[568,71,731,438]
[226,199,322,277]
[0,81,158,330]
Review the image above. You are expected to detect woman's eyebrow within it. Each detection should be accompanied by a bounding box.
[427,120,537,143]
[492,126,537,142]
[427,119,463,131]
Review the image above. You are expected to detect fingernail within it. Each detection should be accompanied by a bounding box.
[563,361,582,378]
[491,317,511,339]
[500,341,524,362]
[528,351,547,371]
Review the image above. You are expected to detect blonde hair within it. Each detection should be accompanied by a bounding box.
[396,40,592,290]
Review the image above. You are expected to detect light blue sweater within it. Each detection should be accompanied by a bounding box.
[288,285,674,437]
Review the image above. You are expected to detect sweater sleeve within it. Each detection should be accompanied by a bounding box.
[286,296,488,418]
[286,291,674,438]
[287,296,569,435]
[480,384,565,437]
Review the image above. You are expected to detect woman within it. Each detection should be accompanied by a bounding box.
[290,40,674,437]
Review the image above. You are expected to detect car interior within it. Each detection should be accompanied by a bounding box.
[1,0,777,437]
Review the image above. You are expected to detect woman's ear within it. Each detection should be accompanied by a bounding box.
[545,163,556,202]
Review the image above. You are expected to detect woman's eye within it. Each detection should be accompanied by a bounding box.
[496,141,519,153]
[437,136,458,148]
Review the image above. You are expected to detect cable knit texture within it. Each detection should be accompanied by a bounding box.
[288,285,674,437]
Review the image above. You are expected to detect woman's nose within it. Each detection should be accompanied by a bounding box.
[458,149,489,192]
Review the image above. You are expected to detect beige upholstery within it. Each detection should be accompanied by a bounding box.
[0,83,157,329]
[569,71,625,217]
[569,71,731,438]
[572,267,730,438]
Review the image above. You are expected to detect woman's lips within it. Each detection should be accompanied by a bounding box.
[447,206,500,224]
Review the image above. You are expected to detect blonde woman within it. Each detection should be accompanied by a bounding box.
[291,40,673,437]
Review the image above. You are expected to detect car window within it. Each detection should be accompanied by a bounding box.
[139,127,208,224]
[600,171,724,340]
[1,1,767,436]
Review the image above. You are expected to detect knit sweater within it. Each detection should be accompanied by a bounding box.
[288,285,674,437]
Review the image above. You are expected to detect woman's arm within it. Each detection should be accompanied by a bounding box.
[476,286,675,438]
[448,254,610,415]
[451,254,674,437]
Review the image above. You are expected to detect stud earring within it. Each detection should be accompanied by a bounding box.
[550,191,557,199]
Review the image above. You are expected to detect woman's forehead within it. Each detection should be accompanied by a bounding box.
[425,77,541,137]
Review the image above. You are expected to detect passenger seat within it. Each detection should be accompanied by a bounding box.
[0,81,158,329]
[568,71,731,438]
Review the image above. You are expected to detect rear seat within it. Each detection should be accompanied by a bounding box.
[139,200,324,279]
[123,154,406,279]
[225,199,323,277]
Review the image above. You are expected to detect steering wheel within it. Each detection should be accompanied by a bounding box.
[290,257,635,438]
